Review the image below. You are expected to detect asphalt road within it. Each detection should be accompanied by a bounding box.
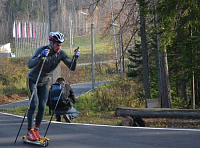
[0,112,200,148]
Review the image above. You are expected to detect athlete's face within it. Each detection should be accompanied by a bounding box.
[52,43,62,53]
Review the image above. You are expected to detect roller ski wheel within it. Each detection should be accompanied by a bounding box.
[22,136,49,147]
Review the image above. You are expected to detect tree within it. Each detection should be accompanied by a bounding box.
[137,0,151,102]
[93,0,173,107]
[156,0,200,108]
[127,44,142,79]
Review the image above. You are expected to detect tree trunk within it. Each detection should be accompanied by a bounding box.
[139,0,151,102]
[181,79,187,100]
[191,73,195,109]
[175,78,179,97]
[159,52,172,108]
[155,9,161,101]
[115,107,200,119]
[197,80,200,105]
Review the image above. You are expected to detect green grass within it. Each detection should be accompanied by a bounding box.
[1,107,27,115]
[1,106,123,126]
[63,41,114,61]
[63,34,110,47]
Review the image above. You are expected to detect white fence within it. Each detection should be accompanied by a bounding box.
[13,21,49,57]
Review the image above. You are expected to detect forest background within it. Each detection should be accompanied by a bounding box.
[0,0,200,113]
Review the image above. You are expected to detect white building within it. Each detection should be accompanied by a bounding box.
[0,43,14,57]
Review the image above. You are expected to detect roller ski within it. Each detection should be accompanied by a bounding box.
[22,136,49,147]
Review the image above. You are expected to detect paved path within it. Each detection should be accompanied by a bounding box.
[0,112,200,148]
[0,81,109,110]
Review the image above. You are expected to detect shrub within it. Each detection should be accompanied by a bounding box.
[0,57,29,95]
[172,97,190,109]
[74,77,145,112]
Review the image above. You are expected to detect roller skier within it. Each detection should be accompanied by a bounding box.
[15,31,80,146]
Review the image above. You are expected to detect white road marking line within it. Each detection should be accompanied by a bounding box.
[1,111,200,132]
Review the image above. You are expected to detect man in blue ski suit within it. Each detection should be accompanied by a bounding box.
[26,31,80,141]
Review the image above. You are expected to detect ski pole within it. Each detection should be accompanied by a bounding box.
[43,47,79,138]
[14,58,46,144]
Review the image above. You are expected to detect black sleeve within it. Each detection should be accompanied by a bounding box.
[69,85,76,103]
[28,46,45,69]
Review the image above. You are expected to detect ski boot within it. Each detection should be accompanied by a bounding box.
[34,125,42,140]
[23,127,49,147]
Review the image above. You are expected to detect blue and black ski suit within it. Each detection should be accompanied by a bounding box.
[27,45,77,128]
